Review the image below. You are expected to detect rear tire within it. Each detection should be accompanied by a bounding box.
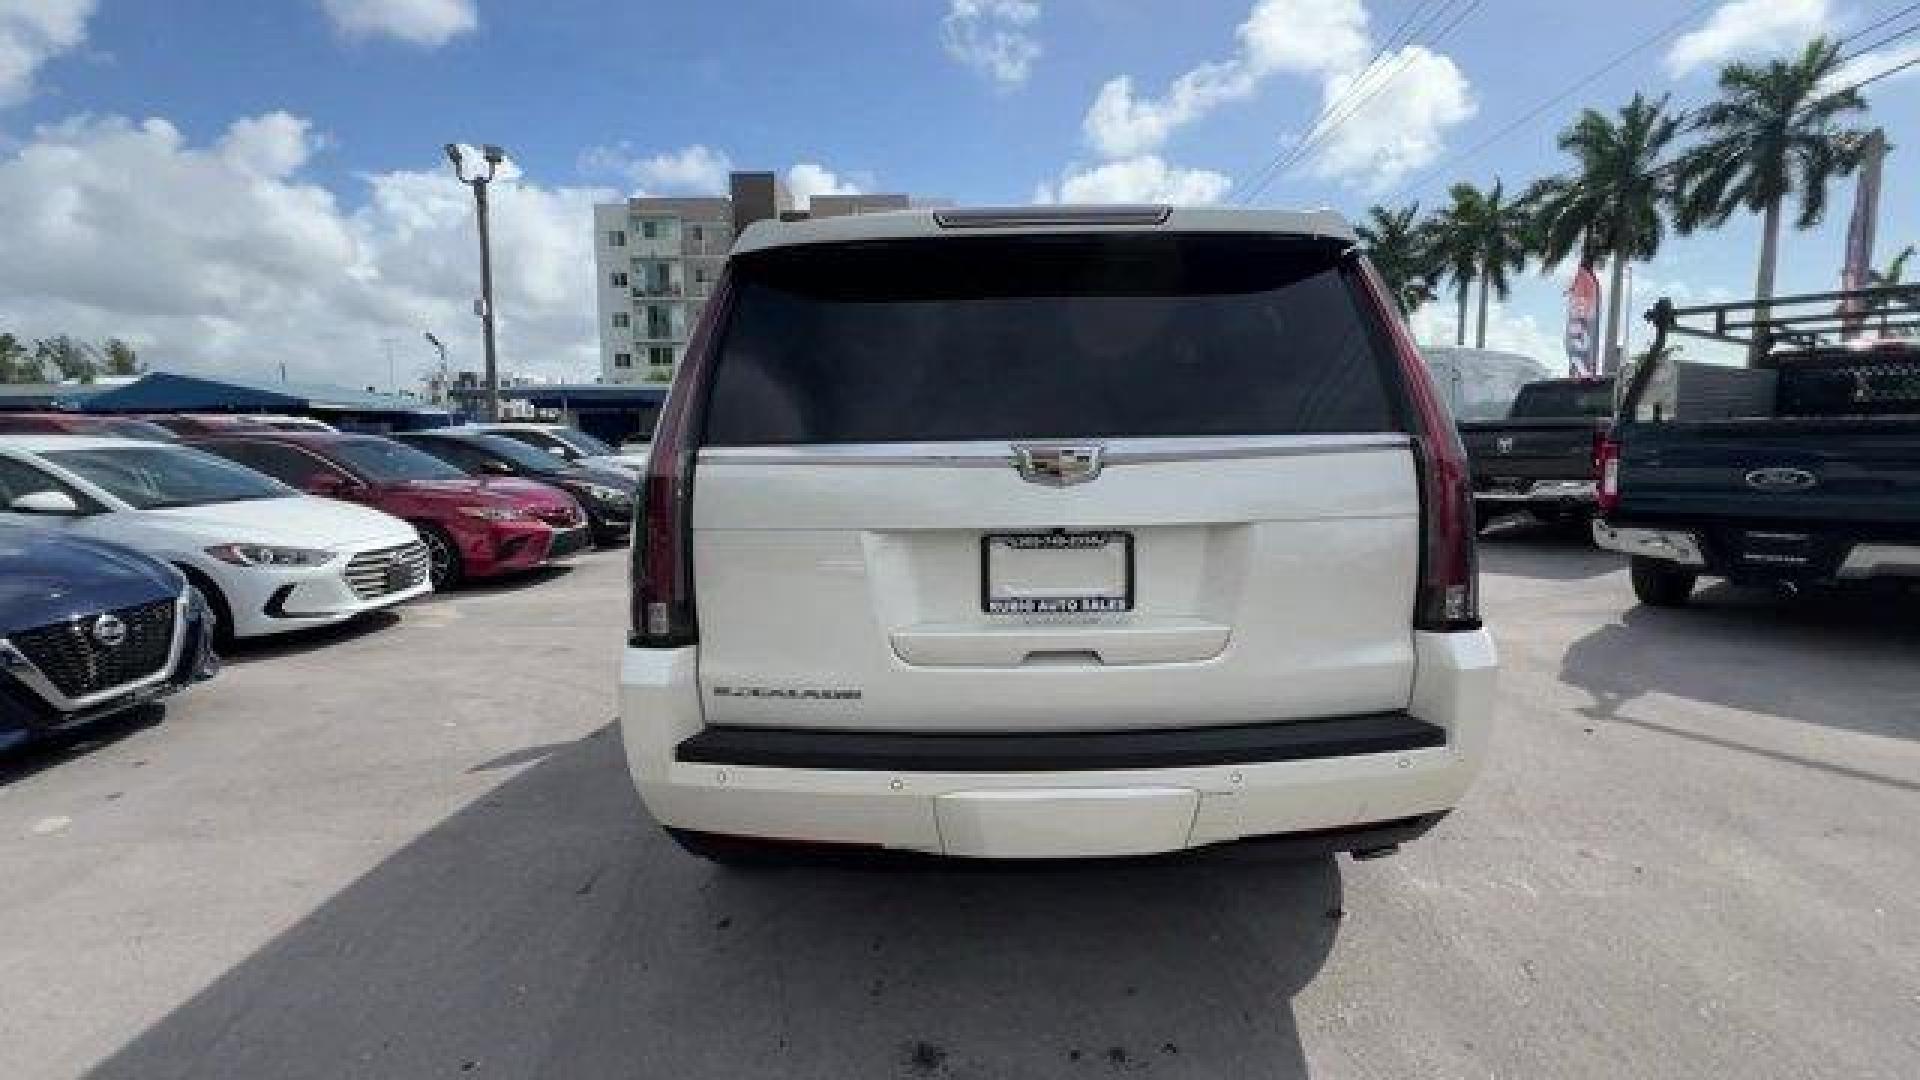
[1630,556,1696,607]
[418,524,463,589]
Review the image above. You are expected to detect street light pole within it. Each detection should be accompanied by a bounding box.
[446,142,506,421]
[423,331,449,406]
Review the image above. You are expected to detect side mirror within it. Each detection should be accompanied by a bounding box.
[9,490,80,515]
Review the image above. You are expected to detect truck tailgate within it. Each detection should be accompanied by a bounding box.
[1614,418,1920,525]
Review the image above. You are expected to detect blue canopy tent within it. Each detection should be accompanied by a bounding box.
[78,372,453,432]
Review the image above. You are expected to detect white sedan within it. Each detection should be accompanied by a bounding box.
[0,436,431,642]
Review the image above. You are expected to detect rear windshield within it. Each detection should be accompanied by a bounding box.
[1510,381,1614,418]
[702,234,1399,445]
[329,438,469,483]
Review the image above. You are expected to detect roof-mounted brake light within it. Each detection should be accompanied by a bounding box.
[933,205,1171,229]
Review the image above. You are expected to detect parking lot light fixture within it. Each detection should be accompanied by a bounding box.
[445,141,505,422]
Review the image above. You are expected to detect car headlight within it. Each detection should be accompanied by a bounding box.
[584,484,632,508]
[457,505,527,521]
[204,543,337,568]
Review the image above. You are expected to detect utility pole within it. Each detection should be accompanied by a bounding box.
[381,337,398,395]
[445,143,506,421]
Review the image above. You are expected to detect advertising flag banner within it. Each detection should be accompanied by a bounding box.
[1566,264,1600,378]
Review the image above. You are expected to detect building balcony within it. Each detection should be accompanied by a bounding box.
[631,283,683,298]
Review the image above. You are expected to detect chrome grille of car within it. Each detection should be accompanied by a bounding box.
[343,541,431,600]
[7,599,177,699]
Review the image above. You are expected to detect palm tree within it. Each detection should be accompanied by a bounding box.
[1531,93,1685,373]
[1675,37,1869,354]
[1433,181,1532,348]
[1432,185,1485,346]
[1354,202,1438,316]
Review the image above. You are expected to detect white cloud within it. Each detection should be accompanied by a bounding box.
[785,161,865,207]
[1411,297,1561,362]
[1305,46,1474,191]
[1082,0,1370,158]
[0,0,93,107]
[1070,0,1471,191]
[1665,0,1829,77]
[1822,41,1920,95]
[1033,155,1232,205]
[942,0,1041,90]
[319,0,477,48]
[578,142,732,195]
[0,111,610,389]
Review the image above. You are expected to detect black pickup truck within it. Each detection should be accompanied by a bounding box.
[1460,377,1613,530]
[1595,286,1920,606]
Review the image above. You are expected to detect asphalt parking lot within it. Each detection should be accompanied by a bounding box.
[3,527,1918,1080]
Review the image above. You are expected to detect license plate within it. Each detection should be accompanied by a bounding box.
[982,531,1133,614]
[1738,531,1816,566]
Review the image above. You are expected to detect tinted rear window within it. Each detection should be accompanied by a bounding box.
[702,234,1398,445]
[1510,381,1614,418]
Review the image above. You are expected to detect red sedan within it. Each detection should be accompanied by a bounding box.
[192,431,590,588]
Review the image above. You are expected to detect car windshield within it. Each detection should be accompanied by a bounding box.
[100,419,181,441]
[328,438,470,483]
[551,428,617,456]
[467,433,573,475]
[45,444,293,509]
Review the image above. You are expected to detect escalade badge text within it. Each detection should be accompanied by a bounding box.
[1013,444,1105,486]
[713,685,863,701]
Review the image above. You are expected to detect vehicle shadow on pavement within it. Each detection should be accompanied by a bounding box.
[0,702,165,787]
[218,610,403,665]
[1560,586,1920,755]
[434,564,574,599]
[84,726,1341,1080]
[1476,516,1620,581]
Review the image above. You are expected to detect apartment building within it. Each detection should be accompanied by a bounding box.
[592,173,923,384]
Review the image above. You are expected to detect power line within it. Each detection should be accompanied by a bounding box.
[1231,0,1444,202]
[1840,20,1920,62]
[1840,2,1920,46]
[1381,0,1719,204]
[1256,0,1479,194]
[1240,0,1483,204]
[1829,49,1920,94]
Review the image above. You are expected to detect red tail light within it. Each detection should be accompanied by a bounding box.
[630,277,731,647]
[1594,435,1621,515]
[1351,256,1480,632]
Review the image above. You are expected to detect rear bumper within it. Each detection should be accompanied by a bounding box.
[1596,519,1920,582]
[1474,480,1596,509]
[1592,521,1708,565]
[618,630,1496,859]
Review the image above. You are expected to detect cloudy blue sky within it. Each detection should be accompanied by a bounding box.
[0,0,1915,388]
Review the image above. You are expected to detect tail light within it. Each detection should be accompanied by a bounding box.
[1351,255,1480,632]
[630,277,731,647]
[1595,435,1621,515]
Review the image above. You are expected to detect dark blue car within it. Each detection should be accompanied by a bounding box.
[1,523,219,752]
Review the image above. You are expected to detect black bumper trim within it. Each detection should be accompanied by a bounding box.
[676,711,1445,773]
